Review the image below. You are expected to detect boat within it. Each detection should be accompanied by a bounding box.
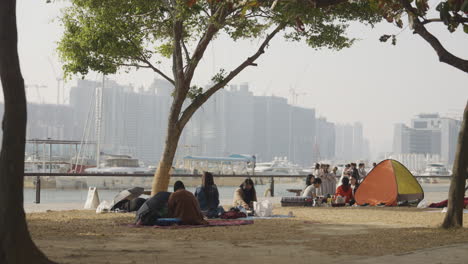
[85,154,151,189]
[181,154,255,175]
[421,163,451,177]
[24,155,71,174]
[255,157,304,175]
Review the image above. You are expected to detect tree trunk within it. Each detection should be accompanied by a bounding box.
[151,123,182,195]
[0,1,56,263]
[442,101,468,229]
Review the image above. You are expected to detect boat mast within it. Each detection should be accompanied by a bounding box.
[95,75,104,168]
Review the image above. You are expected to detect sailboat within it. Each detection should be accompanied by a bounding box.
[83,76,151,189]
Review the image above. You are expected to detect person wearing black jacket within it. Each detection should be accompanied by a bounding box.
[135,191,171,225]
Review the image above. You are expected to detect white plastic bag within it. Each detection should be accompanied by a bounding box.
[335,196,345,204]
[96,200,113,214]
[254,200,273,217]
[417,199,428,209]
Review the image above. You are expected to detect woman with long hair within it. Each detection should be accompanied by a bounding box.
[194,171,221,218]
[233,178,257,210]
[305,174,314,187]
[349,174,360,205]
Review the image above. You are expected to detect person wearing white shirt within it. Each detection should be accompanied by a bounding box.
[302,178,322,198]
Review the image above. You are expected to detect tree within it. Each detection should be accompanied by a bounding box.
[0,0,56,263]
[375,0,468,228]
[58,0,381,194]
[376,0,468,73]
[442,102,468,228]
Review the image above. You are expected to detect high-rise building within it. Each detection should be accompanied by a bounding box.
[334,122,368,161]
[393,113,461,165]
[8,79,369,167]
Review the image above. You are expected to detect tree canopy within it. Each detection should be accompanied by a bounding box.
[58,0,381,82]
[57,0,382,193]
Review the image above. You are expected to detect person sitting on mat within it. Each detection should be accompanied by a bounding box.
[303,174,315,192]
[335,177,353,204]
[168,180,208,225]
[135,191,171,225]
[233,178,257,210]
[195,171,224,218]
[301,178,322,198]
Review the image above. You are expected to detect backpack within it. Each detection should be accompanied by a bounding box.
[220,209,246,219]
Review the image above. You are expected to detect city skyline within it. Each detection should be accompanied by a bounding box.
[11,78,371,166]
[5,0,468,159]
[19,74,462,160]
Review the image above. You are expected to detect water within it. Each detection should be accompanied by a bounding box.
[24,183,450,204]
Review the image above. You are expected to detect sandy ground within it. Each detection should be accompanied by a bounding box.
[27,206,468,264]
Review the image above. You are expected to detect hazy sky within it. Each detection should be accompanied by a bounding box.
[12,0,468,157]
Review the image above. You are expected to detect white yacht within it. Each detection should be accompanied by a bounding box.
[421,163,451,177]
[85,154,150,189]
[255,157,304,175]
[24,156,70,174]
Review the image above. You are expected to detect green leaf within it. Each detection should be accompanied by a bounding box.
[438,2,451,25]
[379,34,391,42]
[156,43,173,59]
[464,24,468,34]
[415,0,429,15]
[461,0,468,12]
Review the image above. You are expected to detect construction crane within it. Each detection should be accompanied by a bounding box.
[48,57,63,105]
[289,87,308,106]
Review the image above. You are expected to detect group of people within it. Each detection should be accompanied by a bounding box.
[135,172,257,226]
[301,162,371,205]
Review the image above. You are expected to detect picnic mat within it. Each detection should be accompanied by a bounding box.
[129,219,254,229]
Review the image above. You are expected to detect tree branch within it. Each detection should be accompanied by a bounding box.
[399,0,468,73]
[181,37,191,67]
[139,57,175,85]
[177,24,285,130]
[421,17,468,25]
[184,6,228,84]
[172,19,185,86]
[120,33,175,85]
[271,0,348,8]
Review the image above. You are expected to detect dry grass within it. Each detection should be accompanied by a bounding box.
[27,207,468,264]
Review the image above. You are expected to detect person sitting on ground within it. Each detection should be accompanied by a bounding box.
[194,171,223,218]
[135,191,171,225]
[303,174,315,190]
[233,178,257,210]
[349,175,360,205]
[335,177,353,204]
[168,180,208,225]
[302,178,322,198]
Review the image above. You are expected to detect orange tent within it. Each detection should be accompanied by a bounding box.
[355,159,424,206]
